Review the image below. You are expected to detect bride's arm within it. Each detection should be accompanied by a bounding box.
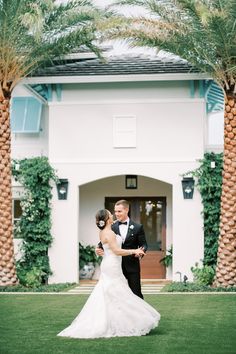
[107,231,144,257]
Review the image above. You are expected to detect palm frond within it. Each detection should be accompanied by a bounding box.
[0,0,104,95]
[108,0,236,93]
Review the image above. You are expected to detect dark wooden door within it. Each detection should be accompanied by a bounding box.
[105,197,166,279]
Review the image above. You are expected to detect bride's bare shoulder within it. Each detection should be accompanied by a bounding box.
[100,229,116,244]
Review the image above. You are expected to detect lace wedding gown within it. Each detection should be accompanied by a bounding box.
[57,235,160,338]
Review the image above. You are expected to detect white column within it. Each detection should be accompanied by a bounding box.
[48,181,79,284]
[172,179,204,282]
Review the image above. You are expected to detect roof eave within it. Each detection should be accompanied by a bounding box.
[22,72,210,85]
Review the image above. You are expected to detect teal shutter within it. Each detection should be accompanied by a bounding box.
[206,81,224,113]
[11,97,42,133]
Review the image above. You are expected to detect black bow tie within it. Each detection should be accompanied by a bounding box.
[118,221,127,225]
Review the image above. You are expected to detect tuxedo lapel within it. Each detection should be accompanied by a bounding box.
[112,221,120,235]
[112,220,136,243]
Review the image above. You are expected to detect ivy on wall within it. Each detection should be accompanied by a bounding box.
[189,152,223,267]
[12,157,57,286]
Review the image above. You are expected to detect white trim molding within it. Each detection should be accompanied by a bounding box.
[48,98,205,106]
[22,73,210,85]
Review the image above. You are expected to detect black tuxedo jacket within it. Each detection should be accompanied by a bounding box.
[99,220,148,274]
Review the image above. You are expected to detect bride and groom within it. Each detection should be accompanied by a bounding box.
[58,200,160,338]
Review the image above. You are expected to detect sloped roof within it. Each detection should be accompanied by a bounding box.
[26,53,223,113]
[32,54,199,77]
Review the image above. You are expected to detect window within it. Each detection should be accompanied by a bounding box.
[13,199,22,238]
[11,97,42,133]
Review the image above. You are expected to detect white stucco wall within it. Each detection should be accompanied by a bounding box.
[48,99,205,162]
[61,81,190,101]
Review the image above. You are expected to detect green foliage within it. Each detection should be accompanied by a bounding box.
[19,266,45,288]
[111,0,236,94]
[160,245,172,267]
[191,262,215,286]
[161,282,236,292]
[16,263,41,288]
[186,152,223,267]
[0,283,76,292]
[79,243,102,269]
[12,157,57,286]
[0,0,104,94]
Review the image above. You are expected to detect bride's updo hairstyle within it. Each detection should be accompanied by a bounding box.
[96,209,110,230]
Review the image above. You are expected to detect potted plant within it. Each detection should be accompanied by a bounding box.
[79,243,102,279]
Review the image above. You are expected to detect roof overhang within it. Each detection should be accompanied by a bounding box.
[22,72,210,85]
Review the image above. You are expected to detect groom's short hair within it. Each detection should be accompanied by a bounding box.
[115,199,129,209]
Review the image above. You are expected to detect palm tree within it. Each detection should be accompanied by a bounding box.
[0,0,102,286]
[105,0,236,287]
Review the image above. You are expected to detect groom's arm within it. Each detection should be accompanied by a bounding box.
[137,224,148,252]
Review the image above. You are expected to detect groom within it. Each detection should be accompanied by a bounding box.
[97,199,148,299]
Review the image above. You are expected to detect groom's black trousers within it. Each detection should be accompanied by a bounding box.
[122,267,143,299]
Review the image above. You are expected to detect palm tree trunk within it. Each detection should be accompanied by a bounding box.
[0,93,17,285]
[214,96,236,287]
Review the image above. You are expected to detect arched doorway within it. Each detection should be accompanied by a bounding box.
[79,174,172,280]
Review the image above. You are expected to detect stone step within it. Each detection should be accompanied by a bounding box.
[68,279,170,294]
[68,288,164,294]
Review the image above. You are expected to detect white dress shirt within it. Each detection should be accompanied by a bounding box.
[119,218,129,243]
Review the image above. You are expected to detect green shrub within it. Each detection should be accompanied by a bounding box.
[24,267,45,288]
[191,262,215,285]
[0,283,76,292]
[161,282,236,292]
[16,263,47,288]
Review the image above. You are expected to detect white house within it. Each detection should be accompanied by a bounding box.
[11,51,224,284]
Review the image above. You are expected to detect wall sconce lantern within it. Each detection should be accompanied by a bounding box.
[181,177,195,199]
[56,179,69,200]
[125,175,137,189]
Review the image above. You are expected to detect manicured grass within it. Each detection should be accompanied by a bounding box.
[0,294,235,354]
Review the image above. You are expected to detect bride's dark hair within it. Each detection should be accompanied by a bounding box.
[95,209,110,230]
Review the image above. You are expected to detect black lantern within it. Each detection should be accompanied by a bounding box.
[125,175,137,189]
[56,179,69,200]
[181,177,195,199]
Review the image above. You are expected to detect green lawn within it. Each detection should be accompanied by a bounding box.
[0,294,235,354]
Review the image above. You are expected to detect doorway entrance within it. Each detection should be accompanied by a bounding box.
[105,197,166,279]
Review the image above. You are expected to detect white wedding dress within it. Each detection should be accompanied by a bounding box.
[57,235,160,338]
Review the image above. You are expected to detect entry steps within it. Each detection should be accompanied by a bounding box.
[68,279,171,295]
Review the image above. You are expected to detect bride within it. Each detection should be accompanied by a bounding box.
[57,209,161,339]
